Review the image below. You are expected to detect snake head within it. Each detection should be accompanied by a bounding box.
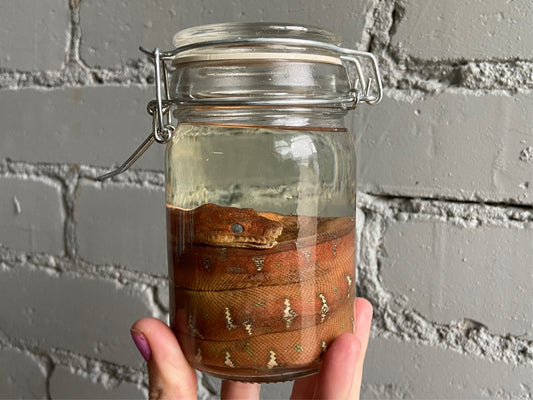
[193,203,283,249]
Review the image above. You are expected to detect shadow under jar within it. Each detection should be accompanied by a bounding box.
[164,22,382,382]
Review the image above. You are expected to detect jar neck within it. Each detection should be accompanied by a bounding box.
[174,106,348,129]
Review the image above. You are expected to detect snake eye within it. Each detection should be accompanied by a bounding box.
[230,223,244,234]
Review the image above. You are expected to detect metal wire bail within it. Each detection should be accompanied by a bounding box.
[97,47,176,181]
[151,48,175,143]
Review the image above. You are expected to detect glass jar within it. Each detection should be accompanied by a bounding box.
[99,22,382,383]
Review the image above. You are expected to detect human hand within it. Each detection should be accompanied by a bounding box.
[130,297,373,399]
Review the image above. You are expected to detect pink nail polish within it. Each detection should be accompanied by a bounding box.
[131,329,151,362]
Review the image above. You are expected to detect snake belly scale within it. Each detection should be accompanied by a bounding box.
[167,203,355,376]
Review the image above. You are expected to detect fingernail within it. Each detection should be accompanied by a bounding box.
[130,328,151,362]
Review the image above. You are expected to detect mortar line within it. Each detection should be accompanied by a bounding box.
[360,192,533,216]
[67,0,83,67]
[3,59,530,91]
[366,0,397,53]
[0,159,165,190]
[45,362,55,400]
[63,166,81,259]
[0,245,167,289]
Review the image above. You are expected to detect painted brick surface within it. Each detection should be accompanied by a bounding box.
[0,86,164,171]
[392,0,533,60]
[381,218,533,338]
[0,176,64,254]
[0,0,69,70]
[362,338,533,399]
[0,267,152,367]
[75,180,166,275]
[0,0,531,398]
[80,0,372,67]
[354,93,533,205]
[49,365,145,399]
[0,349,47,399]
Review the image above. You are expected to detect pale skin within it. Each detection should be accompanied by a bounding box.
[131,297,373,400]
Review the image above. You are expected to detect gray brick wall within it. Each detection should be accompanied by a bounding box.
[0,1,531,399]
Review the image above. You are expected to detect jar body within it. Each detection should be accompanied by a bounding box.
[165,112,356,382]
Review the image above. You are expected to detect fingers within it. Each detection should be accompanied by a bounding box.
[131,318,197,400]
[291,297,373,400]
[349,297,374,400]
[314,333,362,400]
[221,381,261,400]
[130,298,373,400]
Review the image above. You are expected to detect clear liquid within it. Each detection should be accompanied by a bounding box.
[165,124,356,217]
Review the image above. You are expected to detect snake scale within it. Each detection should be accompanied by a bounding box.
[167,203,355,378]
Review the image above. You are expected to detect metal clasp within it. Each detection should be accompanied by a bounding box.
[340,51,383,106]
[98,37,384,181]
[97,48,175,181]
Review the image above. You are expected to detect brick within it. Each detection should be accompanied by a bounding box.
[380,218,533,338]
[0,0,69,70]
[353,93,533,205]
[0,86,164,172]
[80,0,372,67]
[0,267,152,367]
[362,338,532,399]
[392,0,533,60]
[75,180,166,275]
[0,176,64,254]
[49,365,144,399]
[0,349,46,399]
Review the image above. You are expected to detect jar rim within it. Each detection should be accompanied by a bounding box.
[172,22,342,49]
[163,22,382,108]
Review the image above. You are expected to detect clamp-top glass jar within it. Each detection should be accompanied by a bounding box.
[99,22,382,382]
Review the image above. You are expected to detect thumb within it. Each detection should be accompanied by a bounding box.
[131,318,197,400]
